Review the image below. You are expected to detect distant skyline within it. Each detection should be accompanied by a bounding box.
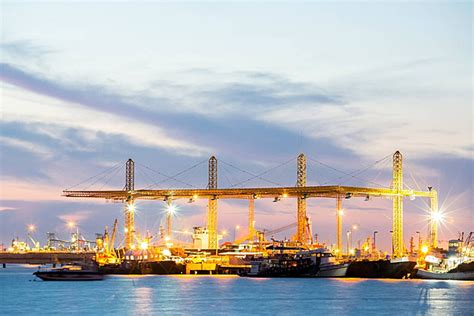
[1,2,472,251]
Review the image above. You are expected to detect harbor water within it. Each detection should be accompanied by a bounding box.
[1,265,473,315]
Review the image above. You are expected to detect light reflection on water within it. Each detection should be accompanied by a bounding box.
[1,266,473,315]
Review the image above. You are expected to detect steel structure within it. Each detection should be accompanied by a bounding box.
[430,190,439,248]
[124,159,135,249]
[248,198,255,241]
[166,197,172,238]
[296,153,307,243]
[336,196,343,257]
[392,151,403,257]
[207,156,218,249]
[63,152,439,257]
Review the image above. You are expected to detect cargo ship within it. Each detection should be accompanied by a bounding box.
[345,258,416,279]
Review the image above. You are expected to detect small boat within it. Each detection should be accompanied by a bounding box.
[34,265,105,281]
[415,269,474,281]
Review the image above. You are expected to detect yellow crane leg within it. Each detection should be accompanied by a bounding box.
[124,197,135,249]
[430,190,439,248]
[248,198,255,241]
[336,196,343,257]
[392,151,404,258]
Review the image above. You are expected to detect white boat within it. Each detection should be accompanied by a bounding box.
[296,248,349,278]
[416,269,474,281]
[317,262,350,277]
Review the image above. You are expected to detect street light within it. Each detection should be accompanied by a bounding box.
[416,231,421,253]
[234,225,240,241]
[373,231,378,252]
[390,230,394,255]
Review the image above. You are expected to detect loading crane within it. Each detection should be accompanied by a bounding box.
[63,151,439,258]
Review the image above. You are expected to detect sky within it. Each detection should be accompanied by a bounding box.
[0,1,472,252]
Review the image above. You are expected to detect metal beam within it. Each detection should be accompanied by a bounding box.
[336,196,343,257]
[248,198,255,241]
[124,159,135,249]
[63,185,434,200]
[392,151,404,258]
[297,153,307,243]
[430,190,439,248]
[207,156,218,249]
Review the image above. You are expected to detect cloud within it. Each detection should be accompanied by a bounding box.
[57,210,93,224]
[0,40,53,60]
[0,206,16,212]
[0,135,53,159]
[1,63,212,157]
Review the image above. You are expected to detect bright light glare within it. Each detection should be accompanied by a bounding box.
[431,212,443,222]
[162,249,171,257]
[338,210,344,216]
[167,204,177,215]
[222,230,228,236]
[421,245,429,254]
[140,241,148,250]
[28,224,35,232]
[127,203,135,212]
[282,193,288,198]
[352,225,358,230]
[235,225,240,230]
[67,221,75,228]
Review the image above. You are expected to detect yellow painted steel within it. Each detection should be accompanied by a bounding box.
[336,196,343,257]
[124,159,135,249]
[297,153,307,243]
[124,197,135,249]
[166,198,172,238]
[430,190,439,248]
[62,152,439,253]
[207,156,218,249]
[248,198,255,241]
[392,151,404,258]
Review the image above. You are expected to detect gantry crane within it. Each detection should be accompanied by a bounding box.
[63,151,439,258]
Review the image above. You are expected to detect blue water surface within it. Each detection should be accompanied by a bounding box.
[0,265,473,315]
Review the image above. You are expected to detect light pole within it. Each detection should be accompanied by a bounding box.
[390,230,394,256]
[373,231,378,253]
[346,230,351,255]
[416,231,421,253]
[234,225,240,242]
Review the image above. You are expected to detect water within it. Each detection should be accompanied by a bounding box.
[1,265,473,315]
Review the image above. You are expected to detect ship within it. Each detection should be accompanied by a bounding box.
[414,238,474,280]
[345,258,416,279]
[241,248,347,278]
[33,264,105,281]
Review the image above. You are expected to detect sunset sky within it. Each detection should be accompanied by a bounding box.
[1,2,472,251]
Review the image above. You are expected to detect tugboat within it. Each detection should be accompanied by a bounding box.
[414,238,474,280]
[34,264,105,281]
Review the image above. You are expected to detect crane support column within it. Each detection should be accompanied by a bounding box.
[248,198,255,241]
[430,190,439,248]
[336,196,343,257]
[297,153,308,243]
[166,197,172,239]
[124,159,135,249]
[207,156,218,249]
[392,151,404,258]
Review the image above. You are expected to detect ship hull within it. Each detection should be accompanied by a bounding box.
[316,263,349,277]
[99,260,185,275]
[415,269,474,280]
[34,271,104,281]
[346,260,416,279]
